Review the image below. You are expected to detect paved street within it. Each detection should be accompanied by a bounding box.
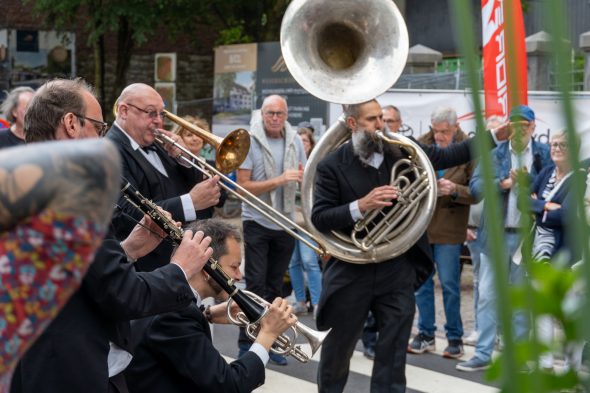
[210,224,496,393]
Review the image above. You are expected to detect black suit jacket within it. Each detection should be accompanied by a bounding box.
[106,125,203,271]
[11,232,194,393]
[125,304,265,393]
[311,137,478,299]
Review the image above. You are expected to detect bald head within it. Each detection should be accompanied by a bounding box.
[260,95,288,138]
[115,83,165,146]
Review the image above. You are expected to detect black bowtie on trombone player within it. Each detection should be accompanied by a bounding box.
[119,181,331,363]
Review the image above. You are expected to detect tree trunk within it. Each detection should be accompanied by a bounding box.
[110,17,134,108]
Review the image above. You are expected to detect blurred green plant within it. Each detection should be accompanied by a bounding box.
[450,0,590,392]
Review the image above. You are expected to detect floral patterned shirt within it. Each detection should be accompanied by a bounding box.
[0,210,103,391]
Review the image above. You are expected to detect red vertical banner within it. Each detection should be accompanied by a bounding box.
[482,0,528,118]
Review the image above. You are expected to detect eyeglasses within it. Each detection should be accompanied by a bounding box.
[74,114,109,136]
[263,111,287,118]
[126,102,165,120]
[430,126,454,136]
[550,142,568,150]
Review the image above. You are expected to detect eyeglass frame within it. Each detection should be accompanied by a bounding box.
[263,110,287,119]
[73,113,109,136]
[550,141,569,150]
[125,102,166,120]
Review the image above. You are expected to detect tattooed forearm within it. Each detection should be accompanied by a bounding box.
[0,139,121,231]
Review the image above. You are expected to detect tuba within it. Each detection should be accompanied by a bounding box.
[281,0,438,263]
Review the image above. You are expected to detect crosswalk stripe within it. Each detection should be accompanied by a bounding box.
[223,343,498,393]
[222,356,318,392]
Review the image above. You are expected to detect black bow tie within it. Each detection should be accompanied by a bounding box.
[141,144,158,153]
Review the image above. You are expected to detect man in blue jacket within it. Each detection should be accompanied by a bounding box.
[457,105,552,372]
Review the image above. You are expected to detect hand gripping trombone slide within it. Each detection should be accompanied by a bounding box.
[120,181,330,363]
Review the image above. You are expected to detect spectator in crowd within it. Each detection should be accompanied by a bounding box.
[382,104,402,134]
[0,139,120,391]
[106,83,221,272]
[529,130,583,371]
[0,87,34,148]
[289,126,322,317]
[409,107,476,359]
[236,95,307,365]
[172,115,227,219]
[457,105,552,372]
[125,219,297,392]
[464,115,502,346]
[172,115,215,161]
[12,78,213,393]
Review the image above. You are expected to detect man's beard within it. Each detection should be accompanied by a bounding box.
[351,128,384,165]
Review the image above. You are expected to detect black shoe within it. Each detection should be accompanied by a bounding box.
[363,346,375,360]
[443,339,464,359]
[407,333,435,354]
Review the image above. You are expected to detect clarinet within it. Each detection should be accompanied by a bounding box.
[120,182,267,324]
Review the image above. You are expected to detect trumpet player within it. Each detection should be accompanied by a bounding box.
[125,219,297,393]
[107,83,223,272]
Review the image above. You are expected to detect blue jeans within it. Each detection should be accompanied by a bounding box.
[474,231,528,362]
[415,243,463,341]
[467,235,483,331]
[288,234,322,306]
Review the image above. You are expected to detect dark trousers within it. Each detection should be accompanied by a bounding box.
[317,258,416,393]
[239,220,295,347]
[362,311,378,351]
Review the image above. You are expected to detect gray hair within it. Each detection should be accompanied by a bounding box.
[342,99,379,120]
[431,107,457,125]
[185,218,242,261]
[25,78,96,143]
[1,86,35,123]
[551,129,567,141]
[382,104,400,116]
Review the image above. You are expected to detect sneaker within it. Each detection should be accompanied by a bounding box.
[363,346,375,360]
[456,356,490,372]
[443,340,464,359]
[292,302,308,315]
[464,331,479,346]
[269,352,288,366]
[407,333,435,354]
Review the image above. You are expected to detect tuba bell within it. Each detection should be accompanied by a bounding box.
[280,0,409,104]
[281,0,438,263]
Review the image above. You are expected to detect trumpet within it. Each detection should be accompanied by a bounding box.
[120,182,330,363]
[227,290,331,363]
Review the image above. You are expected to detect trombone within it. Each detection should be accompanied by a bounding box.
[156,111,328,258]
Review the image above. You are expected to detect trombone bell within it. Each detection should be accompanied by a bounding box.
[163,109,250,174]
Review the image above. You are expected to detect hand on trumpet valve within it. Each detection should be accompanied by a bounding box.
[120,209,179,260]
[255,298,298,350]
[189,175,221,209]
[171,230,213,279]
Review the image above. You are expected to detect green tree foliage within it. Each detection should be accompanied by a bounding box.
[27,0,290,114]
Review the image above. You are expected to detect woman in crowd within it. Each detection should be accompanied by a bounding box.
[529,130,582,371]
[173,115,225,219]
[288,126,322,316]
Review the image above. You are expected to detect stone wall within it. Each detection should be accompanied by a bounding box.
[1,0,217,122]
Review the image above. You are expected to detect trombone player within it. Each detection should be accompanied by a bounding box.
[125,219,297,393]
[106,83,222,272]
[312,99,509,393]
